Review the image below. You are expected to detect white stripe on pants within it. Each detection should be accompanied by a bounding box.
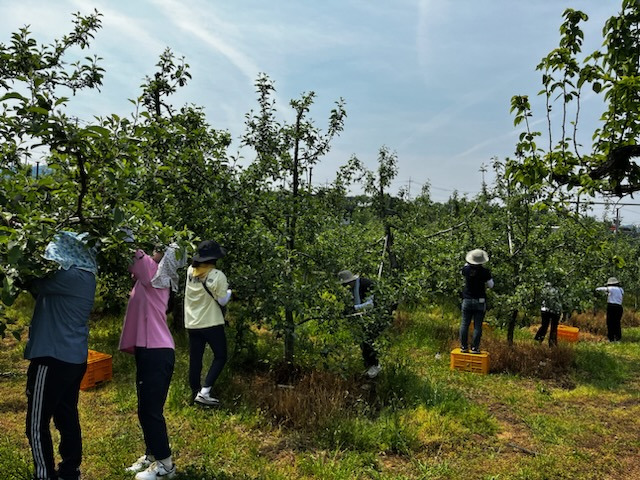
[30,364,49,479]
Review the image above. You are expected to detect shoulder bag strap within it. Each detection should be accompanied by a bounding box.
[202,281,228,321]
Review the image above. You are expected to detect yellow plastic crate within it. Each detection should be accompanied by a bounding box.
[450,348,490,374]
[80,349,113,391]
[557,325,579,342]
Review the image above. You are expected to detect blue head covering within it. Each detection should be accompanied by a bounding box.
[43,231,98,275]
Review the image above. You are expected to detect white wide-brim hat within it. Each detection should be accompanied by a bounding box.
[465,249,489,265]
[338,270,359,284]
[607,277,620,286]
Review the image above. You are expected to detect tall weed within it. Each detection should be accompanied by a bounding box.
[482,337,575,379]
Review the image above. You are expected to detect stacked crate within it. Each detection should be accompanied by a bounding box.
[80,349,113,391]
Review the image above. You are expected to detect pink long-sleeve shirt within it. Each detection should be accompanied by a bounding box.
[119,250,174,354]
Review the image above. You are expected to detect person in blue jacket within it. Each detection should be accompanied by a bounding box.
[23,232,97,480]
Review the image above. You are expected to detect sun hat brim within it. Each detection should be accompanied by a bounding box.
[465,249,489,265]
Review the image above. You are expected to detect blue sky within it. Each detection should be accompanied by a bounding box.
[2,1,633,220]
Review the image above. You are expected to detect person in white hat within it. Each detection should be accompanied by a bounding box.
[338,270,381,378]
[595,277,624,341]
[459,249,494,353]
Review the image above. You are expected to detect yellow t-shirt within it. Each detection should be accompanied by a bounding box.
[184,265,228,329]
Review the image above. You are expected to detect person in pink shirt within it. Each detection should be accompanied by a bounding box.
[120,244,184,480]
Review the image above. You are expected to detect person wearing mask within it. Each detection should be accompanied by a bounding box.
[596,277,624,342]
[121,244,185,480]
[23,231,97,480]
[534,282,562,346]
[338,270,382,379]
[184,240,232,407]
[459,249,494,354]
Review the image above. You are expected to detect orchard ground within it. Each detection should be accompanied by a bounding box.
[1,299,640,480]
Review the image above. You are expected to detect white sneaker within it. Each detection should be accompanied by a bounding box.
[135,461,176,480]
[365,364,381,379]
[126,455,153,472]
[194,391,220,406]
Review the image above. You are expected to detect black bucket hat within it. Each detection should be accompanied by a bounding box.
[193,240,226,262]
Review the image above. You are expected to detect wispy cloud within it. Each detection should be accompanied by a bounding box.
[149,0,260,82]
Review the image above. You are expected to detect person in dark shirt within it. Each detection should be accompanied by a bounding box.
[534,282,562,346]
[459,249,494,354]
[23,232,97,480]
[338,270,381,378]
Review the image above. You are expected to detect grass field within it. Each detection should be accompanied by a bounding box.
[1,301,640,479]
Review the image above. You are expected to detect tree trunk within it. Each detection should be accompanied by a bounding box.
[507,308,518,345]
[384,224,400,273]
[281,113,302,377]
[284,308,295,371]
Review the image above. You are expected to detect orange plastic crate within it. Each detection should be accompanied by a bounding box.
[557,325,579,342]
[80,349,112,391]
[450,348,490,374]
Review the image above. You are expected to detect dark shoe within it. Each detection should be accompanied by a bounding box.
[470,347,481,354]
[460,346,469,353]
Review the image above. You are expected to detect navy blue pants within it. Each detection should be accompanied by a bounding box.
[460,298,486,350]
[187,325,227,397]
[26,357,87,480]
[135,348,174,460]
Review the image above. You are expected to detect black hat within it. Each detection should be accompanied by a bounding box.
[193,240,226,262]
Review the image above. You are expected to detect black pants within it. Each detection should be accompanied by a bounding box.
[535,310,560,346]
[187,325,227,396]
[606,303,623,341]
[135,348,174,460]
[26,357,87,480]
[360,341,379,369]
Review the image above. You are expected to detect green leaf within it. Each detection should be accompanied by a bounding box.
[1,285,16,307]
[113,207,124,225]
[0,92,28,102]
[27,106,50,115]
[7,245,22,264]
[84,125,111,137]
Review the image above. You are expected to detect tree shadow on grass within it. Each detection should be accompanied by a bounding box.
[573,346,640,390]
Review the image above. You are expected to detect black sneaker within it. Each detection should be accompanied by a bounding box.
[460,346,469,353]
[470,347,481,354]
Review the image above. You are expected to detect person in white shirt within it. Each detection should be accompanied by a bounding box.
[595,277,624,342]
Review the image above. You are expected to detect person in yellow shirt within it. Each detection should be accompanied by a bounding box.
[184,240,232,406]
